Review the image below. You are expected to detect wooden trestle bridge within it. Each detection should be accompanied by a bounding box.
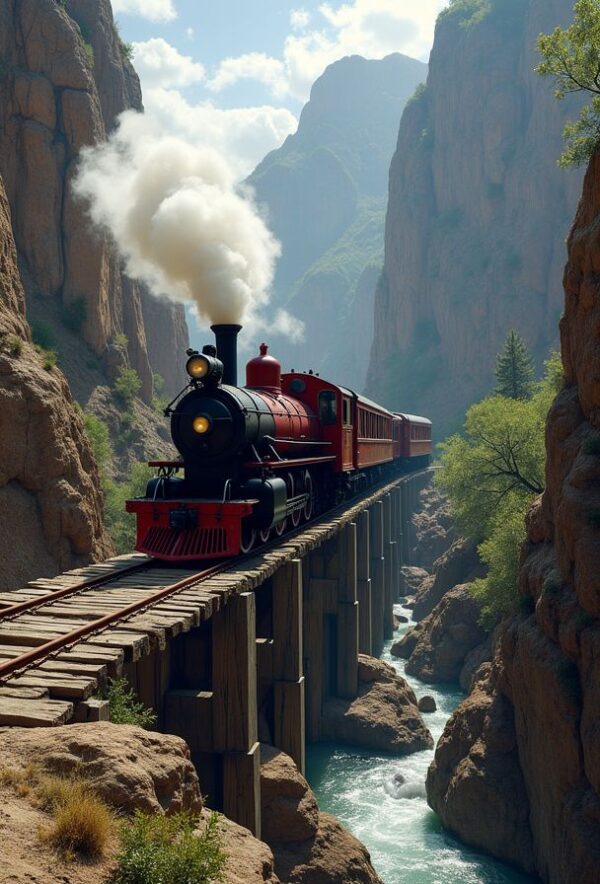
[0,468,432,838]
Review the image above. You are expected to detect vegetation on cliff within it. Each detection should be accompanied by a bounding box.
[436,348,563,624]
[537,0,600,166]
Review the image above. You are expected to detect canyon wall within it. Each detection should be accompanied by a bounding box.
[248,53,426,390]
[426,148,600,882]
[0,0,188,402]
[0,174,111,589]
[367,0,583,436]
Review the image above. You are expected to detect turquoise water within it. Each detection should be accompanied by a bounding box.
[305,603,537,884]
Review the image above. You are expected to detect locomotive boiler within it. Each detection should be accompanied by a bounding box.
[127,324,432,561]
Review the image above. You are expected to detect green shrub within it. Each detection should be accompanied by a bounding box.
[83,42,94,67]
[84,413,112,470]
[103,463,153,554]
[111,810,226,884]
[102,677,156,728]
[62,297,87,332]
[114,366,142,406]
[114,333,129,349]
[8,336,23,356]
[43,350,58,371]
[30,320,57,351]
[152,373,169,414]
[113,21,134,61]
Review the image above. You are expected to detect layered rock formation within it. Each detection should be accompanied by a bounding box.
[321,655,433,754]
[248,53,426,390]
[0,0,188,406]
[426,149,600,881]
[0,175,111,588]
[367,0,584,435]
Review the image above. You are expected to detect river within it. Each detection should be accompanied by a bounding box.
[305,602,537,884]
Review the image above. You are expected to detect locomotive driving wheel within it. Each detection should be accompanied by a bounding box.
[259,526,271,544]
[302,469,314,521]
[240,519,256,554]
[287,472,302,528]
[274,517,286,537]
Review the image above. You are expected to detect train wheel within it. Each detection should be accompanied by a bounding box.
[240,521,256,554]
[302,470,314,521]
[259,526,271,544]
[288,473,301,528]
[275,517,286,537]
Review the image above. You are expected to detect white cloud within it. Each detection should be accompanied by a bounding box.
[132,38,205,89]
[142,88,297,178]
[208,0,444,102]
[112,0,176,23]
[290,8,311,30]
[207,52,287,97]
[186,27,195,40]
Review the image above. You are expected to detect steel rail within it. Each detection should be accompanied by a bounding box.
[0,558,154,622]
[0,560,229,683]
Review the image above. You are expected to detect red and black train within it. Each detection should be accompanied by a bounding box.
[127,324,432,561]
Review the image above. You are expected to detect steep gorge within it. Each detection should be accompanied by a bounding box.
[367,0,583,435]
[426,147,600,882]
[0,0,189,409]
[0,173,112,588]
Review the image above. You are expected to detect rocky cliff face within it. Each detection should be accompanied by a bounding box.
[367,0,583,435]
[248,53,426,390]
[0,0,188,404]
[0,175,111,589]
[426,148,600,882]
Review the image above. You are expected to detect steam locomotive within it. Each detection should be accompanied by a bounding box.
[127,324,432,561]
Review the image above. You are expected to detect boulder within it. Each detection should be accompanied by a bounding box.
[399,565,429,596]
[390,620,425,659]
[418,695,437,713]
[200,811,280,884]
[0,722,202,815]
[260,744,319,843]
[273,812,383,884]
[321,654,433,754]
[405,585,488,683]
[413,538,485,621]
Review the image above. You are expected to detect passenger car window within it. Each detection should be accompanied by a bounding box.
[319,391,338,426]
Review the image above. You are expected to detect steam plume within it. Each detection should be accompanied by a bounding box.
[73,110,302,336]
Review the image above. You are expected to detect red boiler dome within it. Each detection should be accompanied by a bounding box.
[246,343,281,393]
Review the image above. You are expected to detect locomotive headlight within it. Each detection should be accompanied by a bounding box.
[186,355,209,380]
[192,415,212,434]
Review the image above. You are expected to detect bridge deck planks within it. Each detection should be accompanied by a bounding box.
[0,470,433,727]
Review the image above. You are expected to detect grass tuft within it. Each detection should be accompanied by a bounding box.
[39,778,113,859]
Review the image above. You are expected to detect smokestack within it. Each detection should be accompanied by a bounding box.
[211,324,242,386]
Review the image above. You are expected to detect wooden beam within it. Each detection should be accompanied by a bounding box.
[164,689,214,752]
[304,553,324,743]
[223,742,261,839]
[369,501,385,653]
[212,592,257,753]
[272,559,303,682]
[274,677,305,774]
[356,510,372,655]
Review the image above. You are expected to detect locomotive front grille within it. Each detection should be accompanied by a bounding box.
[142,525,229,559]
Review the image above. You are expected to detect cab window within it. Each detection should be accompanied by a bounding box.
[319,391,338,426]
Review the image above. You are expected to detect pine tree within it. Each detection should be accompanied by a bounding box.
[494,330,535,400]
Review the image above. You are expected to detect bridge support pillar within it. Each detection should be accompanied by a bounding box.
[212,592,260,837]
[401,482,411,564]
[336,522,358,700]
[356,510,372,655]
[383,494,395,640]
[304,552,324,743]
[272,559,305,774]
[369,500,385,654]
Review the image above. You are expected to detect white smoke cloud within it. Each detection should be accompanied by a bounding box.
[131,39,205,89]
[111,0,176,23]
[207,53,287,97]
[290,8,311,31]
[73,110,302,337]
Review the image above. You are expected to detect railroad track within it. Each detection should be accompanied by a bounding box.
[0,468,434,727]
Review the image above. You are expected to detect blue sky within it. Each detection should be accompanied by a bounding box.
[112,0,446,174]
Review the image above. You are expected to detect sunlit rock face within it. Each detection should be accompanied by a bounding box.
[426,147,600,883]
[0,174,112,588]
[0,0,188,401]
[366,0,583,436]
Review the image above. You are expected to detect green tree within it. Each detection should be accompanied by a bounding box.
[537,0,600,166]
[494,329,535,399]
[436,355,562,622]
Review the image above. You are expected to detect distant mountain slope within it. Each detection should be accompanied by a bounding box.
[247,53,427,390]
[366,0,584,435]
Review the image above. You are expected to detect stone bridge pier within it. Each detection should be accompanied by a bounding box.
[124,470,432,838]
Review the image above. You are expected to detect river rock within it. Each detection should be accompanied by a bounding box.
[260,744,319,843]
[321,655,433,754]
[400,566,429,595]
[0,722,202,815]
[426,663,535,873]
[273,812,383,884]
[390,621,425,659]
[412,538,485,621]
[405,584,488,683]
[418,695,437,713]
[199,811,280,884]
